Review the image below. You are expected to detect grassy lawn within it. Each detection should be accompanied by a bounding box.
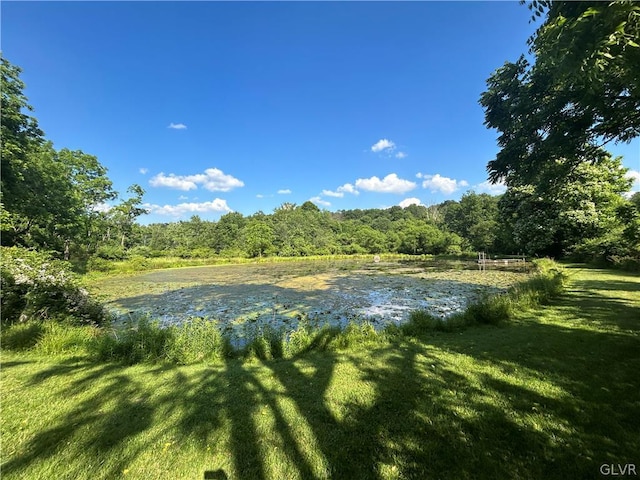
[1,266,639,479]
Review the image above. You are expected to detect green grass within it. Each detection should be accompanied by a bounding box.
[82,253,430,276]
[2,266,639,479]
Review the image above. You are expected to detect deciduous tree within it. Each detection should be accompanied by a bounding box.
[498,154,631,256]
[480,1,640,185]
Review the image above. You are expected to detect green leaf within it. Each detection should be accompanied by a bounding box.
[580,7,601,19]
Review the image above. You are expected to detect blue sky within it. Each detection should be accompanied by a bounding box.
[3,1,639,224]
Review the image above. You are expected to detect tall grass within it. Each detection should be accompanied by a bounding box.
[1,320,99,356]
[91,316,173,364]
[400,258,567,332]
[90,316,232,365]
[237,318,382,361]
[242,325,286,361]
[165,318,232,364]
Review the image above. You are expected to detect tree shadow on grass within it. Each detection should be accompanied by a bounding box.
[431,283,640,476]
[4,328,638,479]
[575,279,640,292]
[23,359,118,388]
[549,283,640,333]
[448,324,638,471]
[255,341,617,479]
[2,363,154,479]
[0,360,35,369]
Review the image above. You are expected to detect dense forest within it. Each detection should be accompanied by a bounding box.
[1,1,639,270]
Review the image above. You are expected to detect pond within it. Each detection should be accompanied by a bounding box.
[88,258,527,346]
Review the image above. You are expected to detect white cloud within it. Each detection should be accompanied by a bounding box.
[150,173,198,191]
[310,196,331,207]
[395,152,407,159]
[626,169,640,186]
[625,170,640,197]
[256,194,265,199]
[278,189,292,194]
[194,168,245,192]
[337,183,359,195]
[371,139,395,153]
[145,199,231,217]
[474,179,507,196]
[149,168,244,192]
[355,173,416,194]
[420,173,469,195]
[139,168,149,175]
[178,195,189,200]
[322,183,360,198]
[399,197,423,208]
[91,202,113,213]
[168,122,187,130]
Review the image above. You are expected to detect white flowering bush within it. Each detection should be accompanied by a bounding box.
[1,247,108,325]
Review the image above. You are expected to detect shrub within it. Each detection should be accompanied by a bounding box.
[95,245,129,260]
[340,243,368,255]
[128,246,154,258]
[128,255,150,271]
[570,228,640,272]
[530,257,565,276]
[219,248,246,259]
[445,244,463,255]
[86,257,113,272]
[190,247,215,259]
[608,256,640,272]
[1,247,108,325]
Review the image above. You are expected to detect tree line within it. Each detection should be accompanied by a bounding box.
[111,195,502,261]
[100,180,639,266]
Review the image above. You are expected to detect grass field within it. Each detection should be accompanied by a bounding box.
[1,265,639,479]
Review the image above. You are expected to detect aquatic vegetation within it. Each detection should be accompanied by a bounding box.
[88,259,525,347]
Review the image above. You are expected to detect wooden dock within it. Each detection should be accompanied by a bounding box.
[477,252,527,271]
